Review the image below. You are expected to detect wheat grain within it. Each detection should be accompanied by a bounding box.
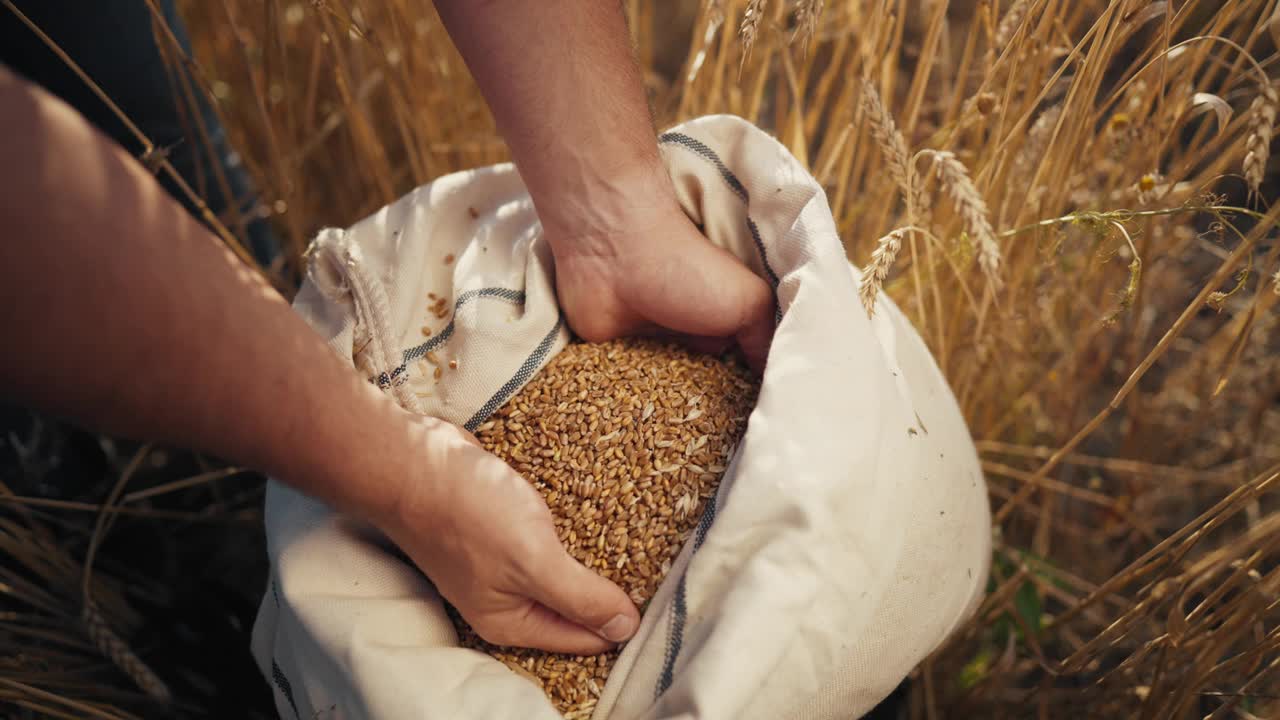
[929,150,1002,288]
[860,227,910,315]
[453,339,758,716]
[1244,81,1277,196]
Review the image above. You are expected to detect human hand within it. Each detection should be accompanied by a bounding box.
[546,205,776,372]
[379,415,639,654]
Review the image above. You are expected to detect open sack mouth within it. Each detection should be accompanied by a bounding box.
[257,115,989,720]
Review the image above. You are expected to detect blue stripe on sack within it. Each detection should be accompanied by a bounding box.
[658,571,689,696]
[374,287,526,389]
[652,129,786,695]
[656,495,720,696]
[462,316,564,432]
[659,132,749,202]
[271,659,301,720]
[659,132,781,288]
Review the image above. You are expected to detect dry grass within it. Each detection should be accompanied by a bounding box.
[3,0,1280,718]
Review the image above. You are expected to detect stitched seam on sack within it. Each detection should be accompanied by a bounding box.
[271,659,301,720]
[652,130,780,695]
[656,497,719,696]
[343,246,420,412]
[461,316,564,432]
[657,574,688,698]
[373,287,526,388]
[658,132,781,288]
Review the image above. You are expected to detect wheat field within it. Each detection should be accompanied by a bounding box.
[1,1,1278,718]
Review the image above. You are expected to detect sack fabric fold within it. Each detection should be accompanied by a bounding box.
[251,115,991,720]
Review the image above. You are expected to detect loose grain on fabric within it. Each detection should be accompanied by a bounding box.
[452,339,759,716]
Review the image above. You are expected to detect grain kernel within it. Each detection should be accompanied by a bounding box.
[449,339,757,716]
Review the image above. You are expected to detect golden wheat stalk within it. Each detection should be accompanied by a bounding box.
[1015,103,1062,176]
[82,602,172,704]
[927,150,1002,289]
[739,0,767,57]
[860,79,930,221]
[859,227,911,315]
[705,0,726,24]
[792,0,823,49]
[994,0,1031,48]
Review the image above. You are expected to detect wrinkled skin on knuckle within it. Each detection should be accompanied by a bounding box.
[471,615,518,648]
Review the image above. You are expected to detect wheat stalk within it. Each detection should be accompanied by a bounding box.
[1015,104,1062,177]
[1244,81,1276,196]
[860,227,911,315]
[860,79,930,221]
[792,0,823,49]
[82,602,172,704]
[739,0,767,57]
[994,0,1031,48]
[705,0,726,25]
[1013,104,1063,211]
[927,150,1002,288]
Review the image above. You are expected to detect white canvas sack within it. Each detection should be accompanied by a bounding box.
[251,115,991,720]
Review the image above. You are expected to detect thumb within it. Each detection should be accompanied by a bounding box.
[522,548,640,644]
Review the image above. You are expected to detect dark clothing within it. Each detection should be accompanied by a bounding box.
[0,0,276,262]
[0,1,276,493]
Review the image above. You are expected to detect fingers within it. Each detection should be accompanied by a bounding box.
[635,239,776,372]
[699,245,775,372]
[474,602,618,655]
[521,546,640,645]
[731,271,775,373]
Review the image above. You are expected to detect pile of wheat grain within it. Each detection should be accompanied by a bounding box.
[451,339,759,718]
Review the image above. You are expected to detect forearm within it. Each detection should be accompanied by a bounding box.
[0,67,410,523]
[433,0,681,246]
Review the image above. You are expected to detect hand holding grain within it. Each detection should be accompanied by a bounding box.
[433,0,775,371]
[380,416,639,654]
[547,209,776,373]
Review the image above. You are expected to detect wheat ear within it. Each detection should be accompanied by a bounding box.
[83,601,172,703]
[1244,81,1277,196]
[929,150,1002,288]
[860,79,930,221]
[792,0,823,49]
[740,0,767,57]
[860,227,911,315]
[994,0,1030,48]
[1014,104,1062,176]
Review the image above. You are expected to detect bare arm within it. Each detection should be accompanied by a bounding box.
[0,65,404,521]
[434,0,775,367]
[0,66,636,654]
[433,0,669,240]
